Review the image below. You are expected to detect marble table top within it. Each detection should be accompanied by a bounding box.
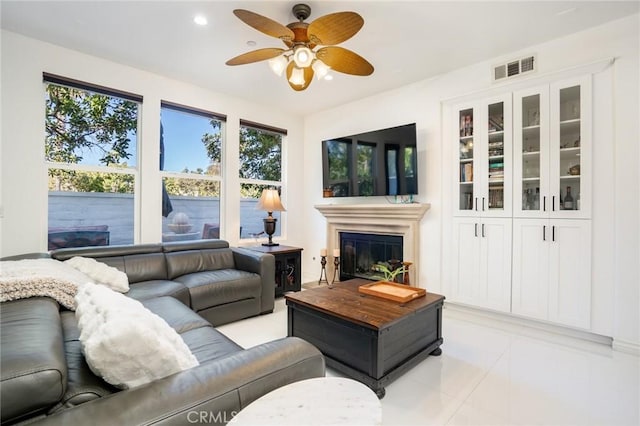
[229,377,382,425]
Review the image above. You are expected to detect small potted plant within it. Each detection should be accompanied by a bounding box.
[371,263,408,284]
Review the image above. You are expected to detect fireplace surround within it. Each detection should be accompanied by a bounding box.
[315,203,430,285]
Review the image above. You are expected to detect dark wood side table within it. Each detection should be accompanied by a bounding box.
[245,245,303,296]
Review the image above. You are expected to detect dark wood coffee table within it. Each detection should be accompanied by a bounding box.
[285,279,445,398]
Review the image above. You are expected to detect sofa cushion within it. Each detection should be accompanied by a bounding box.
[75,284,199,389]
[165,248,236,280]
[126,280,190,306]
[0,297,67,423]
[107,253,169,283]
[174,269,262,311]
[180,327,243,364]
[65,256,129,292]
[50,311,117,413]
[141,296,210,334]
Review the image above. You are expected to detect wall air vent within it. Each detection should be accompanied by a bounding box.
[493,55,536,82]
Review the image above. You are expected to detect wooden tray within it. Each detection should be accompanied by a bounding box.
[358,281,426,303]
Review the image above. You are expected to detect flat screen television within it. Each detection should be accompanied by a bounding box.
[321,123,418,197]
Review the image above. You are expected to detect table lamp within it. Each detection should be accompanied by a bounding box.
[257,189,286,246]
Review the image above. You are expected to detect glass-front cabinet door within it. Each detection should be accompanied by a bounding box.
[550,76,591,219]
[484,95,512,217]
[514,75,591,219]
[456,104,476,214]
[454,95,511,217]
[514,86,550,217]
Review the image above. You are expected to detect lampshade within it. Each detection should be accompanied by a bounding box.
[288,67,306,86]
[257,189,286,213]
[268,55,288,77]
[312,59,330,80]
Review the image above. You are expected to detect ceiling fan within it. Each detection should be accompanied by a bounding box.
[226,3,374,91]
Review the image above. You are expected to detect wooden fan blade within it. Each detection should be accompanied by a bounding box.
[285,62,314,91]
[226,48,286,66]
[308,12,364,45]
[316,46,374,76]
[233,9,294,41]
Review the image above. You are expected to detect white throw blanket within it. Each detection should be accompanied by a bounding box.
[0,259,92,309]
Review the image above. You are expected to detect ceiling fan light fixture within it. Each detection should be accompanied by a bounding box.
[268,54,289,77]
[288,67,306,86]
[312,59,330,80]
[227,5,373,92]
[292,46,314,68]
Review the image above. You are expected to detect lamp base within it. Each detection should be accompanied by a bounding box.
[262,242,280,246]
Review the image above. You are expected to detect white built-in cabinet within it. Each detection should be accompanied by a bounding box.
[451,217,512,313]
[455,94,513,218]
[513,75,592,219]
[512,219,592,329]
[452,94,512,313]
[450,75,593,330]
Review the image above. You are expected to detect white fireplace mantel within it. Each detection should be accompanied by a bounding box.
[315,203,430,285]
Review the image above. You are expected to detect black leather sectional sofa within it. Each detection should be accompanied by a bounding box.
[1,239,325,425]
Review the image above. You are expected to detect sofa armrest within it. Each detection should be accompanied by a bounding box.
[33,337,324,425]
[231,248,275,314]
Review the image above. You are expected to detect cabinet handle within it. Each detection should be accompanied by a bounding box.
[475,197,478,211]
[482,197,486,211]
[543,225,546,241]
[552,225,556,242]
[543,196,547,212]
[482,223,485,237]
[474,223,478,237]
[552,196,556,211]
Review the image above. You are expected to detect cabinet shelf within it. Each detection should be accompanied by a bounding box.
[523,151,541,156]
[459,181,473,185]
[460,135,474,141]
[459,158,473,163]
[522,177,540,182]
[560,174,580,180]
[560,147,580,160]
[488,155,504,160]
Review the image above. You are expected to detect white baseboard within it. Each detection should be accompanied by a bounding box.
[612,339,640,355]
[444,302,613,348]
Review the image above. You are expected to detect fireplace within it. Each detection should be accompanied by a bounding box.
[340,232,403,281]
[315,203,430,285]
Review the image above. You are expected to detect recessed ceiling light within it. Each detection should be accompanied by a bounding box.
[193,15,208,26]
[247,40,257,47]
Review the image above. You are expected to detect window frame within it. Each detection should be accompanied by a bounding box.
[159,101,226,241]
[238,120,286,241]
[44,74,142,246]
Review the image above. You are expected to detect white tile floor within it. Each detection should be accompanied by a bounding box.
[217,298,639,426]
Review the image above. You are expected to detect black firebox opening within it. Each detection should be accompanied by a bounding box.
[339,232,403,281]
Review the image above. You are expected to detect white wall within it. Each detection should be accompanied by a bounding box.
[1,14,638,349]
[304,15,639,349]
[0,30,306,256]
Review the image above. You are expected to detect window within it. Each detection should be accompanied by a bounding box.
[239,120,285,241]
[44,73,140,250]
[160,102,225,241]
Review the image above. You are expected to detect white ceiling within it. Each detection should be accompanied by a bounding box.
[1,1,638,116]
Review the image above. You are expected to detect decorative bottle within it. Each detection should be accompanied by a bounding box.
[564,186,574,210]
